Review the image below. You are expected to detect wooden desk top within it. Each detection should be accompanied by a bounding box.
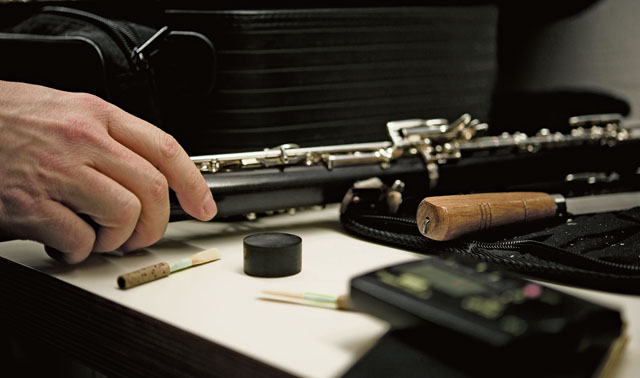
[0,205,638,378]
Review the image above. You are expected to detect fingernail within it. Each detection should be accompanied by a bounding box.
[203,191,217,219]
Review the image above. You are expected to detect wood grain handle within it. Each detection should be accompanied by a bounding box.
[117,262,171,289]
[416,192,558,241]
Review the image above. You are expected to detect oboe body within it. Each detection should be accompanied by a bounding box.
[171,114,640,219]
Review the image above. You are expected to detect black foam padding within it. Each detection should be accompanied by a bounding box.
[243,232,302,277]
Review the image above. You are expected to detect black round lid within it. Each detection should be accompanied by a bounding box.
[243,232,302,277]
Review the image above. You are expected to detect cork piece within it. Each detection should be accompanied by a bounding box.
[117,262,171,289]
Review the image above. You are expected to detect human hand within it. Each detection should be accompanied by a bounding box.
[0,80,216,263]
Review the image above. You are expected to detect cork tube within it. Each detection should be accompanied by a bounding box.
[117,262,171,289]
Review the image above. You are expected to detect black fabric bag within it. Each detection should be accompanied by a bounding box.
[0,6,215,127]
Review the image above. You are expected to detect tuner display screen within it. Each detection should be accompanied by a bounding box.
[405,264,486,297]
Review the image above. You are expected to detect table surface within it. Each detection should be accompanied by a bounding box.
[1,204,638,378]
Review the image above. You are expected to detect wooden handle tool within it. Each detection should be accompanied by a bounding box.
[416,192,558,241]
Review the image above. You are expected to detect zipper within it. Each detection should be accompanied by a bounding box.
[348,213,640,275]
[41,6,140,69]
[468,240,640,275]
[40,6,169,123]
[42,6,170,71]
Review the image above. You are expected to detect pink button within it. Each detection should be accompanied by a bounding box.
[523,283,542,299]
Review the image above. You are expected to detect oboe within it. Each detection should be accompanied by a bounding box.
[171,113,640,220]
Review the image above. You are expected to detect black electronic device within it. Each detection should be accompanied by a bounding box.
[348,257,626,377]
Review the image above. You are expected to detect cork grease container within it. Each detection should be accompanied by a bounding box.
[243,232,302,277]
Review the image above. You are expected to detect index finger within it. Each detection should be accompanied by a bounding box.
[106,107,216,221]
